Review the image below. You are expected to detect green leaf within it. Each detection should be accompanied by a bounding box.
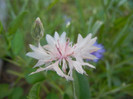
[0,21,3,34]
[123,84,133,96]
[128,0,133,8]
[113,58,133,69]
[0,84,12,98]
[105,60,112,88]
[75,0,86,31]
[11,30,24,55]
[103,84,133,97]
[25,72,45,84]
[92,21,103,36]
[87,17,93,33]
[73,71,91,99]
[47,0,59,11]
[9,87,23,99]
[114,15,130,29]
[63,94,70,99]
[46,92,59,99]
[7,70,24,78]
[8,11,27,35]
[113,24,128,47]
[112,15,132,50]
[28,82,41,99]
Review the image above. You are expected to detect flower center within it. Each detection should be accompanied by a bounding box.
[55,40,73,60]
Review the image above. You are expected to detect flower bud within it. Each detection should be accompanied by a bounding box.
[31,17,44,41]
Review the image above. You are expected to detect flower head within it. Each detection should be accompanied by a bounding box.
[91,42,105,62]
[26,32,99,80]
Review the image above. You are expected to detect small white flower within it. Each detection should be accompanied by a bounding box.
[66,21,71,28]
[26,32,99,80]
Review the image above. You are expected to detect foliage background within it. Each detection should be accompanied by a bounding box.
[0,0,133,99]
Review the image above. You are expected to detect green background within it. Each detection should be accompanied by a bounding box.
[0,0,133,99]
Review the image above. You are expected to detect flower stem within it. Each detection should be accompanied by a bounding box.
[72,80,78,99]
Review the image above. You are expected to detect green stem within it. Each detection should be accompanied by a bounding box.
[72,81,78,99]
[7,70,24,78]
[105,60,111,88]
[41,83,49,94]
[47,80,64,95]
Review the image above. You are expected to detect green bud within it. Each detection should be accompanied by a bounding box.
[31,17,44,41]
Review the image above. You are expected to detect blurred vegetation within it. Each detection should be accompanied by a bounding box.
[0,0,133,99]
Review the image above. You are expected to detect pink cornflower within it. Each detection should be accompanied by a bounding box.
[26,32,99,80]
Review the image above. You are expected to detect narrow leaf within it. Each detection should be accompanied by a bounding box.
[28,82,41,99]
[92,21,103,36]
[11,30,24,55]
[73,71,91,99]
[8,11,27,35]
[0,21,3,34]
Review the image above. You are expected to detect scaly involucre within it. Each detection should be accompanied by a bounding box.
[26,32,99,80]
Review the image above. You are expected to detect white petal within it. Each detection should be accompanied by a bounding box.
[82,63,96,68]
[65,76,73,81]
[33,60,45,68]
[29,44,37,51]
[82,53,98,60]
[80,33,92,47]
[53,66,66,77]
[72,61,84,74]
[30,65,53,75]
[46,34,55,45]
[86,33,92,39]
[87,46,100,53]
[31,61,67,79]
[60,32,66,43]
[29,43,48,55]
[75,33,92,50]
[67,58,74,77]
[26,52,40,59]
[54,31,59,41]
[75,56,84,63]
[62,59,67,72]
[52,61,73,80]
[88,37,97,47]
[26,52,50,60]
[77,34,83,43]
